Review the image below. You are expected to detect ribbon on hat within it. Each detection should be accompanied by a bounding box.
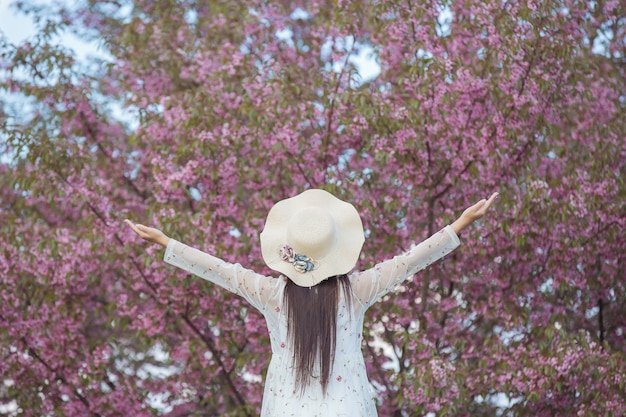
[279,245,319,273]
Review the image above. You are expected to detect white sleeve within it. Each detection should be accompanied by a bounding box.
[164,239,282,313]
[350,226,460,309]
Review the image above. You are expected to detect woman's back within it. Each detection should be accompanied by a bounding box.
[262,277,374,417]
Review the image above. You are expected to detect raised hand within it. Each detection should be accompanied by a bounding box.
[451,192,499,234]
[124,219,170,247]
[461,192,499,222]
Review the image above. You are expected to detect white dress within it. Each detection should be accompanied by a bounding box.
[164,226,460,417]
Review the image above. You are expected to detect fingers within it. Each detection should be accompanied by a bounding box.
[476,192,499,215]
[483,192,499,210]
[124,219,139,233]
[124,219,135,231]
[477,192,498,206]
[472,199,488,211]
[125,219,148,238]
[466,192,499,219]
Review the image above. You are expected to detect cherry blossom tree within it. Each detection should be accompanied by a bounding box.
[1,0,624,415]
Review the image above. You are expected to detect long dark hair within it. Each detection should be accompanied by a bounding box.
[283,274,352,395]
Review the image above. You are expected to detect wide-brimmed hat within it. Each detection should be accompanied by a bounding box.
[260,189,365,287]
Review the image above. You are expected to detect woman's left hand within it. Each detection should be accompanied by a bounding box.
[461,192,499,222]
[451,192,499,234]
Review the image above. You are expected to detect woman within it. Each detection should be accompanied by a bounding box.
[125,189,498,416]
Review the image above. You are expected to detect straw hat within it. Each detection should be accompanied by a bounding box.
[260,189,365,287]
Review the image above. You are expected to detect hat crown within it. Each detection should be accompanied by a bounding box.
[286,207,335,260]
[260,189,365,287]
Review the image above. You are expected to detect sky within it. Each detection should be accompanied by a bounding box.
[0,0,34,44]
[0,0,110,61]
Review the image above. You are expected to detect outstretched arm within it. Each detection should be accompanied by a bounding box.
[124,219,281,312]
[350,192,499,308]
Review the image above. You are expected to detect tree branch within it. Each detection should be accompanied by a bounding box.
[180,314,252,416]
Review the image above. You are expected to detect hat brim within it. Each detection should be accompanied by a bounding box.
[260,189,364,287]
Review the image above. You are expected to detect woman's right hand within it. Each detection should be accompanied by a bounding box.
[124,219,170,247]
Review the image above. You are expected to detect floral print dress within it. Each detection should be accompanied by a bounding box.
[164,226,460,416]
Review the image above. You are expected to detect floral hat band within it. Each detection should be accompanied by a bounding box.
[279,245,319,274]
[260,189,365,287]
